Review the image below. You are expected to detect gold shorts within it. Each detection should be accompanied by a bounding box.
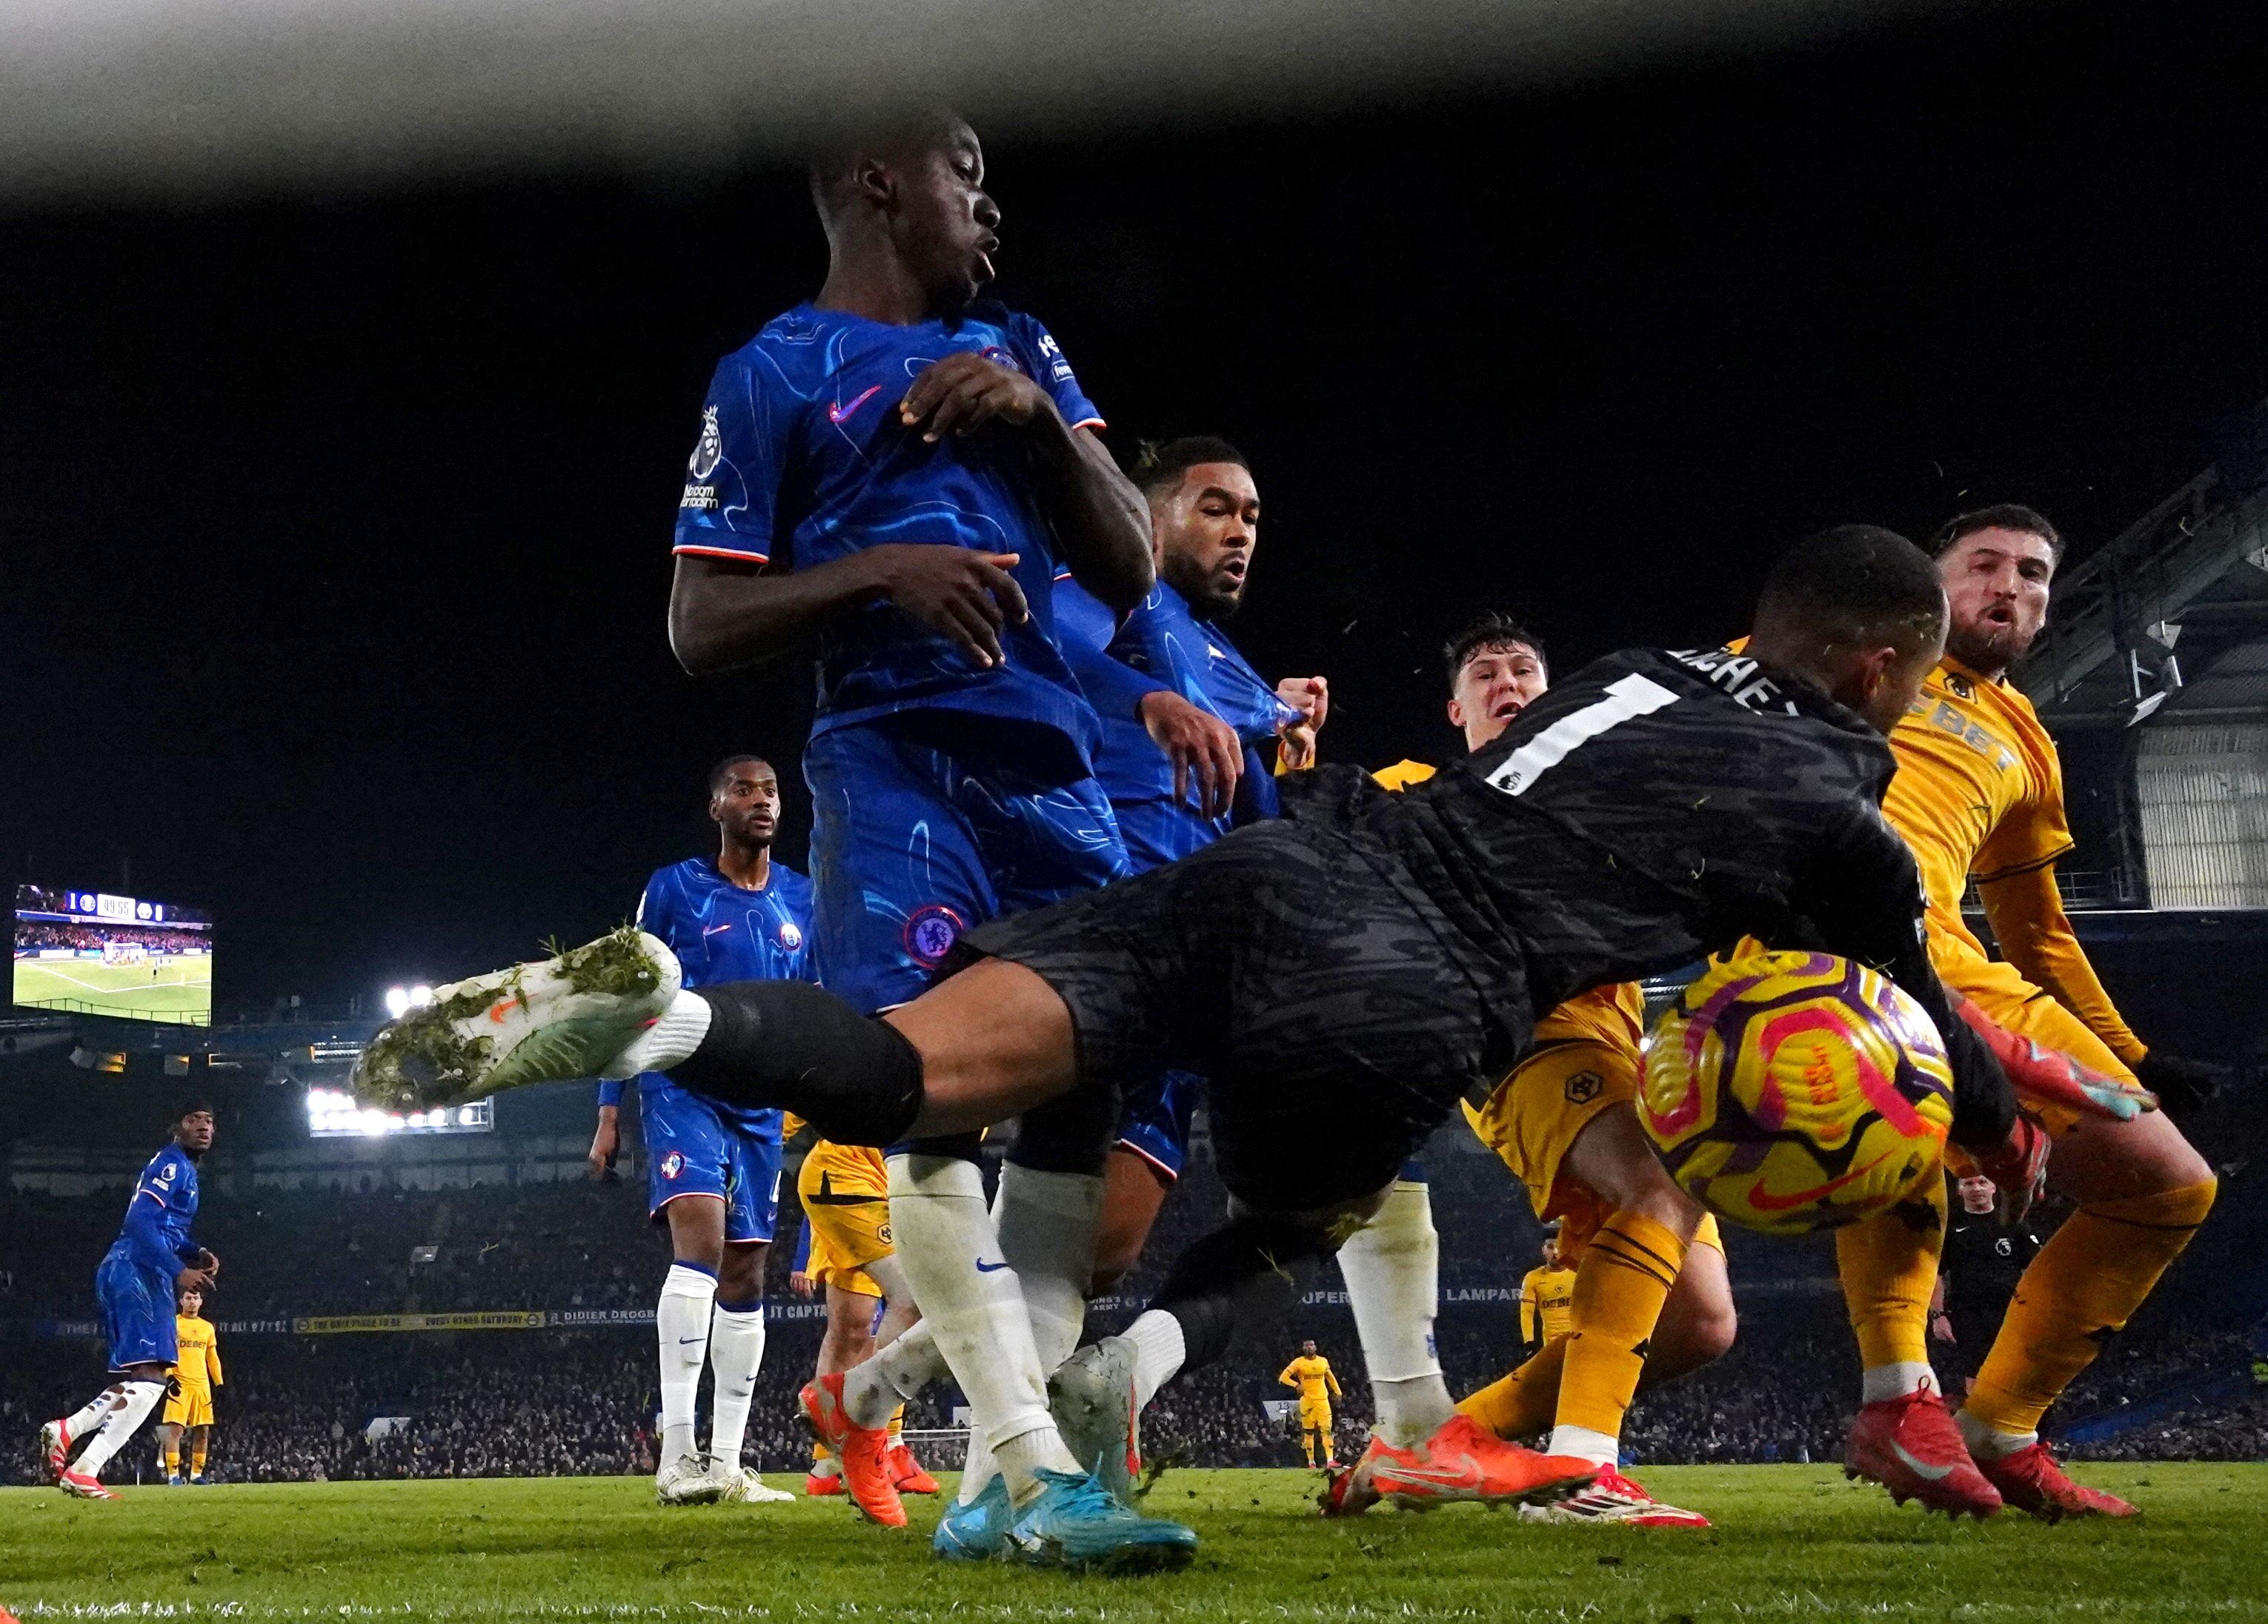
[1297,1402,1334,1431]
[799,1156,892,1300]
[162,1389,213,1429]
[1936,946,2137,1139]
[1463,1038,1722,1262]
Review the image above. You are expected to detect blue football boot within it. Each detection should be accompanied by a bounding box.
[932,1473,1014,1560]
[1005,1468,1197,1574]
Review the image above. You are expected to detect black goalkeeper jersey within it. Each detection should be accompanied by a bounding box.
[1317,645,2016,1146]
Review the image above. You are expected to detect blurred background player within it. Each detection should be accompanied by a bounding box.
[1839,505,2223,1520]
[159,1283,224,1485]
[784,1116,934,1500]
[42,1101,219,1500]
[1518,1233,1577,1358]
[1361,615,1725,1527]
[659,107,1161,1551]
[1933,1172,2046,1409]
[1278,1341,1343,1468]
[589,755,808,1507]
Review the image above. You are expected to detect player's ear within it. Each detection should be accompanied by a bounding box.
[1446,696,1466,730]
[854,156,897,213]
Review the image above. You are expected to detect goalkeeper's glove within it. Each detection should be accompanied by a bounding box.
[1976,1113,2050,1227]
[1951,997,2156,1122]
[2133,1051,2235,1118]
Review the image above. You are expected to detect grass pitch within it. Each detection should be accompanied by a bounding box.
[7,1465,2268,1621]
[13,954,211,1022]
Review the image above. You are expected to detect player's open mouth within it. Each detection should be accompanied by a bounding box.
[974,238,1000,282]
[1492,699,1526,720]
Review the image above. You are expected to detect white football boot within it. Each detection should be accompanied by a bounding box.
[353,926,679,1114]
[655,1452,728,1506]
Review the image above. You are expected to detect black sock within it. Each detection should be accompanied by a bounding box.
[669,981,924,1146]
[1150,1213,1334,1376]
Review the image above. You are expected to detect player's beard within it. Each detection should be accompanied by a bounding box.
[1944,615,2031,679]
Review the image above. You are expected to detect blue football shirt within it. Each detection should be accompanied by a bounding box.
[118,1143,201,1265]
[1058,576,1296,851]
[674,300,1108,758]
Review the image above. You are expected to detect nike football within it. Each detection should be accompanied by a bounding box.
[1637,951,1955,1236]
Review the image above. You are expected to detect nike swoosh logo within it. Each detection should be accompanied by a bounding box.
[1744,1148,1895,1213]
[703,922,732,936]
[828,385,882,425]
[1890,1441,1954,1481]
[679,1337,705,1345]
[807,1191,884,1206]
[974,1258,1010,1273]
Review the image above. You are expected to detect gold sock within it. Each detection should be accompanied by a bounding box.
[1554,1211,1686,1443]
[1321,1430,1336,1462]
[1965,1177,2216,1438]
[1457,1339,1566,1441]
[888,1405,905,1446]
[164,1442,181,1477]
[1835,1177,1946,1371]
[811,1441,836,1474]
[191,1441,207,1477]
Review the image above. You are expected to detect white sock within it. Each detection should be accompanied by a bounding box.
[657,1262,716,1464]
[845,1319,945,1428]
[992,1162,1104,1372]
[808,1451,840,1480]
[603,990,714,1080]
[958,1434,1002,1505]
[1337,1180,1454,1446]
[887,1152,1077,1505]
[1123,1309,1186,1412]
[1860,1362,1938,1405]
[708,1300,766,1469]
[71,1380,164,1478]
[1955,1407,2036,1460]
[1546,1423,1620,1468]
[63,1388,119,1440]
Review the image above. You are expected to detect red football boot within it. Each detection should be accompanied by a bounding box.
[797,1374,905,1527]
[1365,1415,1600,1509]
[888,1442,941,1495]
[1843,1389,2002,1518]
[804,1469,845,1497]
[1974,1441,2138,1522]
[59,1468,116,1500]
[1520,1467,1711,1528]
[39,1419,73,1480]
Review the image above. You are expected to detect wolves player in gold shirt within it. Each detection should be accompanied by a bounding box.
[1839,506,2220,1521]
[1343,615,1726,1528]
[158,1285,222,1485]
[1278,1342,1343,1467]
[1519,1234,1577,1354]
[785,1116,937,1511]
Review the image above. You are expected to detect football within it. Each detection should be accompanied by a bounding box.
[1637,951,1956,1236]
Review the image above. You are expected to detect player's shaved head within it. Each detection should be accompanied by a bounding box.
[805,107,997,319]
[1131,436,1248,503]
[1140,436,1259,619]
[1749,526,1947,734]
[807,108,974,222]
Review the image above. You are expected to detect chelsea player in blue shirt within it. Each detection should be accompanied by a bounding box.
[1054,437,1328,1289]
[44,1100,219,1499]
[591,755,811,1508]
[659,110,1184,1561]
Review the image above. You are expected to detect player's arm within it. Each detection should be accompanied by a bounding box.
[671,549,1037,676]
[1798,802,2016,1153]
[1519,1276,1540,1349]
[1977,863,2146,1064]
[899,342,1151,610]
[207,1336,224,1389]
[1278,1361,1300,1389]
[1324,1364,1342,1398]
[1057,576,1241,817]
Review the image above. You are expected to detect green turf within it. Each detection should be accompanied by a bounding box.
[13,954,212,1022]
[5,1465,2267,1620]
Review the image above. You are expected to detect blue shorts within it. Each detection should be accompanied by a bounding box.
[1115,1068,1204,1180]
[805,713,1128,1016]
[96,1246,176,1371]
[639,1074,784,1244]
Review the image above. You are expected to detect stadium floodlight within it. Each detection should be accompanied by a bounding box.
[383,986,410,1019]
[409,985,434,1008]
[305,1084,494,1138]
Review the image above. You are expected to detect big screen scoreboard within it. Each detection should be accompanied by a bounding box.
[13,883,215,1026]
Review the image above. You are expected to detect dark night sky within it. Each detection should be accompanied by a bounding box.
[5,1,2267,1011]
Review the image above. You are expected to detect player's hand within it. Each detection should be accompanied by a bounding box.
[176,1265,216,1293]
[1929,1308,1955,1345]
[1950,996,2155,1120]
[899,352,1051,443]
[588,1107,619,1180]
[1976,1114,2050,1227]
[1137,690,1242,819]
[2134,1051,2235,1117]
[865,544,1031,669]
[790,1269,814,1298]
[198,1249,221,1279]
[1276,676,1328,771]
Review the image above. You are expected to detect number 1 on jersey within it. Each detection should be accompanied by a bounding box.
[1486,673,1681,796]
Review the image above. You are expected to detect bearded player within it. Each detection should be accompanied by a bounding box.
[589,756,807,1506]
[662,109,1160,1552]
[359,528,2076,1576]
[1838,505,2221,1520]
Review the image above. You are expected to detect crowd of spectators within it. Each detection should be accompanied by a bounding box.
[13,922,203,954]
[8,1135,2268,1486]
